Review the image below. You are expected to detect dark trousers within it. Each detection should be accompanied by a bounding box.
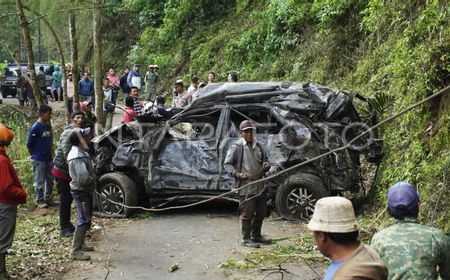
[0,204,17,254]
[239,192,268,239]
[71,190,93,230]
[56,178,73,230]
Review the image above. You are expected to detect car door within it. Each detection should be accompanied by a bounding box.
[149,108,225,191]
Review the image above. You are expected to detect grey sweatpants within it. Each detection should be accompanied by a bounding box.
[0,203,17,254]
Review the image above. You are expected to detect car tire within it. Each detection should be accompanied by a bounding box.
[275,174,328,221]
[96,173,138,218]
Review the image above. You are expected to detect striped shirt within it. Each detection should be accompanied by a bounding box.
[133,98,143,116]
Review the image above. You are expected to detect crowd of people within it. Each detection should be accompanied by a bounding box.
[1,64,448,279]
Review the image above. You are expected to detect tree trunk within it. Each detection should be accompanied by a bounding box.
[69,2,80,113]
[93,0,104,134]
[15,0,43,107]
[22,5,70,124]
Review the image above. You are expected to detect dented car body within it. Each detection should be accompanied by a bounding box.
[92,82,383,219]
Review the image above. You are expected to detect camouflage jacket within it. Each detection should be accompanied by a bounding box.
[371,218,450,280]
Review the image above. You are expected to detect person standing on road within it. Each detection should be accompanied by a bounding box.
[67,127,96,261]
[120,67,130,98]
[144,65,158,101]
[37,66,47,103]
[207,72,216,84]
[129,86,143,116]
[224,120,271,248]
[308,196,388,280]
[26,104,54,209]
[174,80,191,108]
[107,68,120,104]
[80,102,97,139]
[51,65,63,102]
[102,78,115,131]
[52,111,86,237]
[24,73,37,110]
[371,181,450,279]
[79,72,94,102]
[0,124,27,279]
[127,64,141,90]
[186,75,199,102]
[66,73,74,114]
[16,70,26,108]
[123,96,138,123]
[228,72,238,83]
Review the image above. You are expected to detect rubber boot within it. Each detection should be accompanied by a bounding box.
[70,227,91,261]
[251,219,272,245]
[0,253,10,280]
[241,220,260,248]
[82,242,94,252]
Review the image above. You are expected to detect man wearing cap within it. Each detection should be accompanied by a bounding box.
[52,111,86,237]
[144,65,158,101]
[127,64,141,90]
[224,120,271,248]
[0,124,27,279]
[173,80,190,108]
[308,196,388,279]
[371,181,450,280]
[67,127,96,261]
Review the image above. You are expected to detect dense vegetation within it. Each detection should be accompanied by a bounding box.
[126,0,450,231]
[1,0,449,229]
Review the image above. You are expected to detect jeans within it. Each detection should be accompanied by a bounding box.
[31,160,54,203]
[71,190,93,230]
[56,178,73,230]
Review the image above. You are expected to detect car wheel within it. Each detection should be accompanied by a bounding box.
[96,173,138,218]
[275,174,328,221]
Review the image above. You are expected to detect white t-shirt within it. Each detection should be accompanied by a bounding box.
[131,76,142,89]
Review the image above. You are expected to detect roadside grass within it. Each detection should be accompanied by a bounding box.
[219,233,325,272]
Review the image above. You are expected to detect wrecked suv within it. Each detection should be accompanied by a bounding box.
[92,82,383,220]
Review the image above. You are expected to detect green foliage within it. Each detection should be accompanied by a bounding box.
[124,0,450,232]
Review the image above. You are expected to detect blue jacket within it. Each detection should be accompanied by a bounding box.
[127,69,141,88]
[26,121,53,162]
[79,78,94,96]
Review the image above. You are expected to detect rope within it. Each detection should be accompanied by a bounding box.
[94,85,450,212]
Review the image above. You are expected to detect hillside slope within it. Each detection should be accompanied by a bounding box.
[125,0,450,230]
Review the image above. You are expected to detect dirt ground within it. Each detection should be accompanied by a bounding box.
[60,203,324,280]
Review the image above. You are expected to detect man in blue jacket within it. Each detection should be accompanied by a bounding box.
[79,72,94,102]
[26,104,54,208]
[127,64,141,90]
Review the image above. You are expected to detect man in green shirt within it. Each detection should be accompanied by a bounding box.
[371,181,450,280]
[144,64,158,101]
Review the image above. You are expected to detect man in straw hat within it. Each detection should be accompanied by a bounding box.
[308,196,388,279]
[371,182,450,279]
[0,124,27,279]
[144,64,158,102]
[224,120,271,248]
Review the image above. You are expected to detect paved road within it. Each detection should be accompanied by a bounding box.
[61,204,324,280]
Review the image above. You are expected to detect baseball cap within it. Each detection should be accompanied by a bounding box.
[387,181,419,214]
[80,101,92,111]
[175,79,184,86]
[239,120,255,131]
